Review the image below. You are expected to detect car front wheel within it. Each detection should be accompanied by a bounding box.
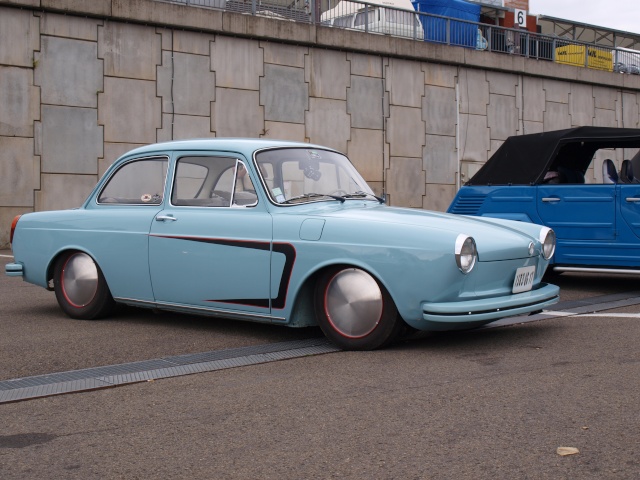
[314,267,403,350]
[53,251,115,320]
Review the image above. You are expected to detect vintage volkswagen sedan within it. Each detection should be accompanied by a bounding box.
[448,127,640,275]
[7,139,559,350]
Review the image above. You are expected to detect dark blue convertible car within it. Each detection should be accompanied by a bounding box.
[449,127,640,274]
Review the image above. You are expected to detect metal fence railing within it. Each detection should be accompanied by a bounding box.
[155,0,640,75]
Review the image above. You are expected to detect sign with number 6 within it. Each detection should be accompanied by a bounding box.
[515,8,527,28]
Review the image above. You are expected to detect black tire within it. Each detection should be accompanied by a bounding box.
[53,251,115,320]
[314,266,404,350]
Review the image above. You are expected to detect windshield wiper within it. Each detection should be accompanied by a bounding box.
[342,191,385,204]
[281,193,345,204]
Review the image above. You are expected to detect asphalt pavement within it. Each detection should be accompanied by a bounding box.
[1,251,639,479]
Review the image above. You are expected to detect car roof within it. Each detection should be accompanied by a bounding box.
[120,138,334,160]
[467,127,640,186]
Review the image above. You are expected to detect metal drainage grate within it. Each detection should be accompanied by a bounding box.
[3,291,639,404]
[0,338,339,404]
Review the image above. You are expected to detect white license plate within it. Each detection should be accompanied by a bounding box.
[512,265,536,293]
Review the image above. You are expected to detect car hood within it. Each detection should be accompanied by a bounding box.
[287,202,544,261]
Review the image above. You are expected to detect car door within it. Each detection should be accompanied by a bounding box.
[618,183,640,240]
[148,153,273,315]
[537,183,618,266]
[536,184,616,241]
[92,155,169,301]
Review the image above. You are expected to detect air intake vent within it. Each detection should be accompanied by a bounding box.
[449,194,486,215]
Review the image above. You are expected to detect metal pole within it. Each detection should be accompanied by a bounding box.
[446,18,450,45]
[365,4,368,34]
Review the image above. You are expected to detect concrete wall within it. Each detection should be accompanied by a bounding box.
[1,0,640,247]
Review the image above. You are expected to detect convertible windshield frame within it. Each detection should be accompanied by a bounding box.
[253,146,376,207]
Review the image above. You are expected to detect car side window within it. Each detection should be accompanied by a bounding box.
[172,156,257,207]
[98,157,168,205]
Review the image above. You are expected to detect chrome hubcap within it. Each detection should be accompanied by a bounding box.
[324,269,383,338]
[62,253,99,307]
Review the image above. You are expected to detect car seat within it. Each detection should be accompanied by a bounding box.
[602,159,618,183]
[620,160,639,183]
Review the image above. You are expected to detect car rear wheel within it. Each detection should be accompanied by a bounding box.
[314,267,403,350]
[53,251,115,320]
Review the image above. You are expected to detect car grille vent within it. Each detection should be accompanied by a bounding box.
[449,194,486,215]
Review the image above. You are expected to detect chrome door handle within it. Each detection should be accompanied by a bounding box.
[155,215,177,221]
[626,197,640,203]
[541,197,560,203]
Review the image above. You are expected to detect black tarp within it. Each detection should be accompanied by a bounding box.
[467,127,640,186]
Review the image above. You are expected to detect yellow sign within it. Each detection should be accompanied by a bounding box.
[555,45,613,72]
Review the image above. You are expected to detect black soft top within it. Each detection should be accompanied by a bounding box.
[467,127,640,185]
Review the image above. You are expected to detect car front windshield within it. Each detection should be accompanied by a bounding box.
[255,147,377,205]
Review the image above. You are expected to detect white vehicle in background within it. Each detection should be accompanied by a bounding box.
[613,47,640,74]
[321,0,424,40]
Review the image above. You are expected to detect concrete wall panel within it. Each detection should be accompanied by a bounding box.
[488,94,518,141]
[622,93,640,128]
[262,122,306,142]
[307,49,350,101]
[172,30,214,56]
[348,52,383,78]
[424,63,457,88]
[262,42,306,68]
[347,76,383,130]
[39,12,100,40]
[386,106,425,158]
[157,52,215,116]
[98,23,161,80]
[593,86,618,110]
[544,79,570,104]
[0,137,38,207]
[386,58,424,108]
[305,98,350,152]
[35,174,97,212]
[570,84,595,126]
[423,134,456,185]
[458,114,490,162]
[543,102,571,131]
[423,85,456,136]
[459,68,489,115]
[157,114,214,142]
[261,64,308,124]
[98,78,161,144]
[211,36,263,90]
[522,77,545,123]
[387,157,425,207]
[40,105,103,174]
[0,9,39,67]
[523,121,544,134]
[487,71,517,96]
[594,108,617,127]
[424,183,456,212]
[0,66,40,137]
[212,88,264,137]
[35,36,103,108]
[347,129,384,182]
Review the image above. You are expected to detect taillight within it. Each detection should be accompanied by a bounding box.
[10,215,21,246]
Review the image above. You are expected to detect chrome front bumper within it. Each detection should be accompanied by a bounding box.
[420,283,560,331]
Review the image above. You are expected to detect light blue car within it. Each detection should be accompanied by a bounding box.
[6,139,559,349]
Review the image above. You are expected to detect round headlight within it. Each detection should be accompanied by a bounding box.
[455,234,477,274]
[539,227,556,260]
